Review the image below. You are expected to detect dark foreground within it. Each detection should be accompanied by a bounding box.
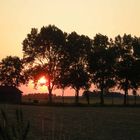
[0,104,140,140]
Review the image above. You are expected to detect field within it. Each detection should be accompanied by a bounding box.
[0,104,140,140]
[22,96,140,105]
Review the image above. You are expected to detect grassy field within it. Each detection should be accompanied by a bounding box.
[0,104,140,140]
[22,96,140,105]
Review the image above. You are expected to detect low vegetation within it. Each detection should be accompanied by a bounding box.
[22,95,140,106]
[0,108,30,140]
[0,104,140,140]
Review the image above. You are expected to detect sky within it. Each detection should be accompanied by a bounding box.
[0,0,140,95]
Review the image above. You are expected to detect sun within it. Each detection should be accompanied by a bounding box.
[38,76,47,85]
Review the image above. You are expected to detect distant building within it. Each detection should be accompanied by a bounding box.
[0,86,22,103]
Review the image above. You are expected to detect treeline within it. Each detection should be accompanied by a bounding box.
[0,24,140,105]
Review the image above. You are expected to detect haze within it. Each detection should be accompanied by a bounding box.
[0,0,140,94]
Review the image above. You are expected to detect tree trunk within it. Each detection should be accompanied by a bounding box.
[48,88,52,104]
[75,88,79,104]
[124,90,127,105]
[100,86,104,105]
[48,77,52,104]
[124,79,128,105]
[127,94,129,105]
[133,90,137,105]
[134,95,137,105]
[124,88,129,105]
[48,48,52,104]
[87,94,90,105]
[112,96,114,105]
[100,78,105,105]
[62,88,65,104]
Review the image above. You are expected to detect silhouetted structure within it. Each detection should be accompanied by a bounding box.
[0,86,22,103]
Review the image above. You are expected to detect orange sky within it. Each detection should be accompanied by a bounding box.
[0,0,140,95]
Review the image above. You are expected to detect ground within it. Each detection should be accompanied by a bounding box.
[22,96,140,105]
[0,104,140,140]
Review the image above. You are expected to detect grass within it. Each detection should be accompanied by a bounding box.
[22,96,140,105]
[0,108,30,140]
[0,104,140,140]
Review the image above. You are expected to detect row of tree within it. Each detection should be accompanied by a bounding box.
[0,25,140,105]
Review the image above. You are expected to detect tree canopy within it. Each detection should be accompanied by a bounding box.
[22,25,66,103]
[0,56,25,87]
[1,24,140,105]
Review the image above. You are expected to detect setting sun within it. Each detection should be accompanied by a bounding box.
[38,76,47,85]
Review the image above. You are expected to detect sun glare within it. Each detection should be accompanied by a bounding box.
[38,76,47,85]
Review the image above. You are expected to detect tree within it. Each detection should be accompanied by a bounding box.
[132,89,137,105]
[115,34,135,105]
[132,37,140,87]
[131,37,140,104]
[88,34,117,105]
[66,32,91,104]
[69,64,90,104]
[55,44,70,103]
[56,72,69,103]
[82,90,92,105]
[0,56,25,87]
[133,36,140,58]
[22,25,66,103]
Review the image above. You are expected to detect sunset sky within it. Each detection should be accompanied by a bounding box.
[0,0,140,95]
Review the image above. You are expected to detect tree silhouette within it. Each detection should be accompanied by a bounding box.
[69,64,90,104]
[132,37,140,88]
[22,25,66,103]
[130,38,140,104]
[83,90,91,105]
[133,36,140,58]
[19,24,140,105]
[88,34,117,105]
[0,56,25,87]
[66,32,91,104]
[55,41,70,103]
[115,34,136,105]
